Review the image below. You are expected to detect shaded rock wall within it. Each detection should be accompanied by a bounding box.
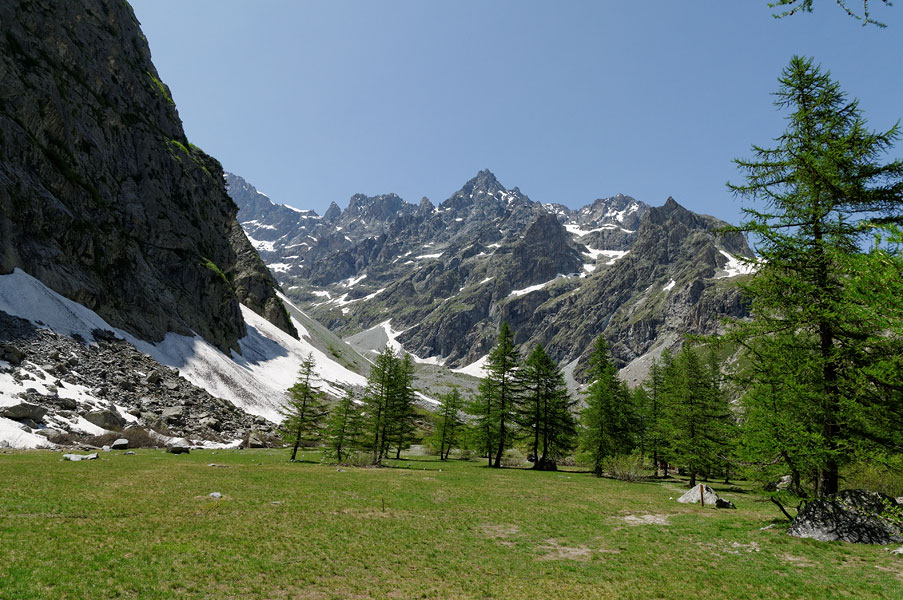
[0,0,295,352]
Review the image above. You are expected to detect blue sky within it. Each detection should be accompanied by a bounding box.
[130,1,902,225]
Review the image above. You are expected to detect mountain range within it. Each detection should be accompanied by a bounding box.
[229,170,754,385]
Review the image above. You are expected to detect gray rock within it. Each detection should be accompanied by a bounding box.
[63,453,98,462]
[199,417,221,431]
[166,439,191,454]
[677,484,722,507]
[161,406,185,424]
[1,402,47,422]
[111,438,129,450]
[890,546,903,555]
[0,343,23,365]
[54,396,77,410]
[102,445,111,452]
[209,492,222,499]
[789,490,903,544]
[124,451,136,455]
[247,430,267,448]
[84,409,126,430]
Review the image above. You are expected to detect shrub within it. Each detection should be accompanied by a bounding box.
[603,452,646,482]
[500,448,527,467]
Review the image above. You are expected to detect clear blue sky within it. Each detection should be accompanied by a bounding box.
[130,0,902,224]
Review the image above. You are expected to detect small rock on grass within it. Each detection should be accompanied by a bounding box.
[209,492,222,499]
[63,453,98,462]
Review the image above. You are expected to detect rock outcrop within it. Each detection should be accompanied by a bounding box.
[789,490,903,544]
[0,0,295,355]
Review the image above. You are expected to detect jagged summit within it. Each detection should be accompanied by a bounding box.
[231,171,752,378]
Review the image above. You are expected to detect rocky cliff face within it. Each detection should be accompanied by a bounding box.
[231,167,749,379]
[0,0,295,353]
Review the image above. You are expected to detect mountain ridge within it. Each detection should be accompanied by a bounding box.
[229,170,753,381]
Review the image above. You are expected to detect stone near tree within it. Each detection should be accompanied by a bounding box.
[789,490,903,544]
[676,484,735,508]
[111,438,129,450]
[1,401,47,422]
[84,409,126,430]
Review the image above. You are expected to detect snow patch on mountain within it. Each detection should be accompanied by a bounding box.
[716,250,757,278]
[452,354,489,378]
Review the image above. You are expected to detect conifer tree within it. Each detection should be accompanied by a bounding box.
[661,345,732,487]
[517,344,576,470]
[324,389,363,463]
[430,387,464,460]
[727,56,903,496]
[387,353,417,460]
[362,346,397,465]
[279,354,329,461]
[470,322,521,468]
[579,337,634,477]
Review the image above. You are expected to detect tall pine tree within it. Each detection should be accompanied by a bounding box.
[580,337,634,477]
[727,56,903,497]
[279,354,329,462]
[517,344,577,470]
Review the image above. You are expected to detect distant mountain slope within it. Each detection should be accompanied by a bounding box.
[0,0,295,354]
[230,171,754,381]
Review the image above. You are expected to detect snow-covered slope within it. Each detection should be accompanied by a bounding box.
[0,269,366,427]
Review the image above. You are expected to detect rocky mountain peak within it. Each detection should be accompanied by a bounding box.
[323,201,342,223]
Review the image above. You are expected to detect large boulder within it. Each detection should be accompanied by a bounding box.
[111,438,129,450]
[676,484,735,509]
[166,439,191,454]
[161,406,185,424]
[247,430,267,448]
[1,401,47,422]
[84,409,126,430]
[789,490,903,544]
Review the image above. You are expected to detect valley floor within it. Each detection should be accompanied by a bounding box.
[1,450,900,599]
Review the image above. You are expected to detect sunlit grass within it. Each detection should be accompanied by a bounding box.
[0,449,900,599]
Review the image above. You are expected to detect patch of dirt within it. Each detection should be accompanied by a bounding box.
[875,564,903,579]
[781,553,815,567]
[724,541,761,555]
[623,514,670,525]
[535,539,594,562]
[479,523,520,547]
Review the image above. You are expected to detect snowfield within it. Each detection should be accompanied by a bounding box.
[0,269,367,438]
[716,250,758,278]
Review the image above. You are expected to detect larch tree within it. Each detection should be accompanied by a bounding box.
[769,0,892,27]
[362,346,397,465]
[470,322,521,468]
[387,352,417,460]
[579,337,634,477]
[517,344,577,471]
[324,389,363,463]
[726,56,903,497]
[431,387,464,460]
[280,353,329,462]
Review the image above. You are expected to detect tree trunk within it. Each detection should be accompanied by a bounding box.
[689,470,697,488]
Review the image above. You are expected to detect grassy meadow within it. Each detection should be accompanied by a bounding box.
[1,449,901,599]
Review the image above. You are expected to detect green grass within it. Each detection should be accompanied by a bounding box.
[0,450,900,599]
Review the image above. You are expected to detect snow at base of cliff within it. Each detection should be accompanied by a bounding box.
[0,268,366,430]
